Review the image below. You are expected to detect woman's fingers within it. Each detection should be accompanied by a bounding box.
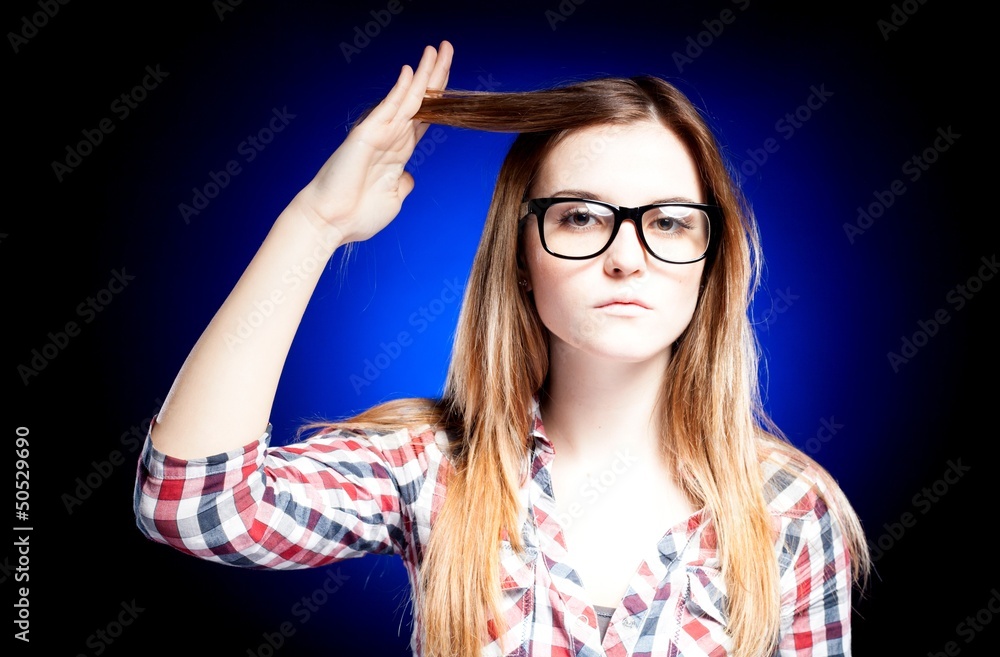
[366,63,414,127]
[363,41,451,143]
[400,44,440,119]
[427,40,453,94]
[408,41,452,143]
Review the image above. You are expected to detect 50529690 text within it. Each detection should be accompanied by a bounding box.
[14,426,32,643]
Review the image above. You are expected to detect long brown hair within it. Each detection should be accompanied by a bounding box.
[309,76,869,656]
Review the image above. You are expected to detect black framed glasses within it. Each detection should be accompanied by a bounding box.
[523,197,717,263]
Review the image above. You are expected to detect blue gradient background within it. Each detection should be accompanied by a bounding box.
[8,1,992,655]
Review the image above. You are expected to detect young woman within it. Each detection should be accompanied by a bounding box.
[135,41,870,656]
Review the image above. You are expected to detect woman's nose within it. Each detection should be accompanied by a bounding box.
[603,220,647,275]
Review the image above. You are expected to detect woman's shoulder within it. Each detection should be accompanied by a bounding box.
[291,420,453,469]
[757,438,843,522]
[284,397,460,474]
[755,435,870,588]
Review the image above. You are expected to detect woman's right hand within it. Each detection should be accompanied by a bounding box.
[149,42,453,460]
[292,41,453,246]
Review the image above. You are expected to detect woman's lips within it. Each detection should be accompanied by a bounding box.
[596,300,651,315]
[596,298,650,309]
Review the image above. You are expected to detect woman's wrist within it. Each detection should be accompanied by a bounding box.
[277,191,348,261]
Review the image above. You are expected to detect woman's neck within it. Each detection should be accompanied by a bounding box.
[540,347,670,465]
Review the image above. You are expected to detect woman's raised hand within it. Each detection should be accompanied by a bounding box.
[148,42,452,460]
[293,41,453,246]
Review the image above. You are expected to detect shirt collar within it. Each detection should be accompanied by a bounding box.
[529,394,554,454]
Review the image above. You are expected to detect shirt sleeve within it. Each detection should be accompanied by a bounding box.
[133,419,436,570]
[776,495,854,657]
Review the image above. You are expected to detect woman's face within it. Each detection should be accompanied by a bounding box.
[522,120,706,368]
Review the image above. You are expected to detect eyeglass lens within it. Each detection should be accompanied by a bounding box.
[541,200,709,262]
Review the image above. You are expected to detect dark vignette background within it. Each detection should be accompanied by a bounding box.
[6,1,994,655]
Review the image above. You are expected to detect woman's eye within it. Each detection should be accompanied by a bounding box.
[566,211,594,226]
[556,207,603,227]
[647,215,680,233]
[548,202,612,229]
[647,208,693,234]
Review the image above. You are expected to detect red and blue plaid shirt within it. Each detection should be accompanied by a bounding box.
[134,401,854,656]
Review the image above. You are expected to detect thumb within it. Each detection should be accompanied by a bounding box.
[397,170,415,200]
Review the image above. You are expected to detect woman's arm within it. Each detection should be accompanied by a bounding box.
[149,42,453,459]
[135,423,446,568]
[777,496,855,656]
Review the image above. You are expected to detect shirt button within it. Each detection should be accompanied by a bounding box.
[578,613,590,625]
[623,617,637,629]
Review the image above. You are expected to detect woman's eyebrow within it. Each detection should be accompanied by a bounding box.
[548,188,602,200]
[547,190,702,205]
[652,195,701,204]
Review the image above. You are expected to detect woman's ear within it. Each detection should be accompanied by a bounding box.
[516,224,532,292]
[516,266,532,292]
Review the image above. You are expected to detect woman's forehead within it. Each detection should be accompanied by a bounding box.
[532,121,703,202]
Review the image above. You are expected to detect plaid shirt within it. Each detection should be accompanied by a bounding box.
[134,402,854,656]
